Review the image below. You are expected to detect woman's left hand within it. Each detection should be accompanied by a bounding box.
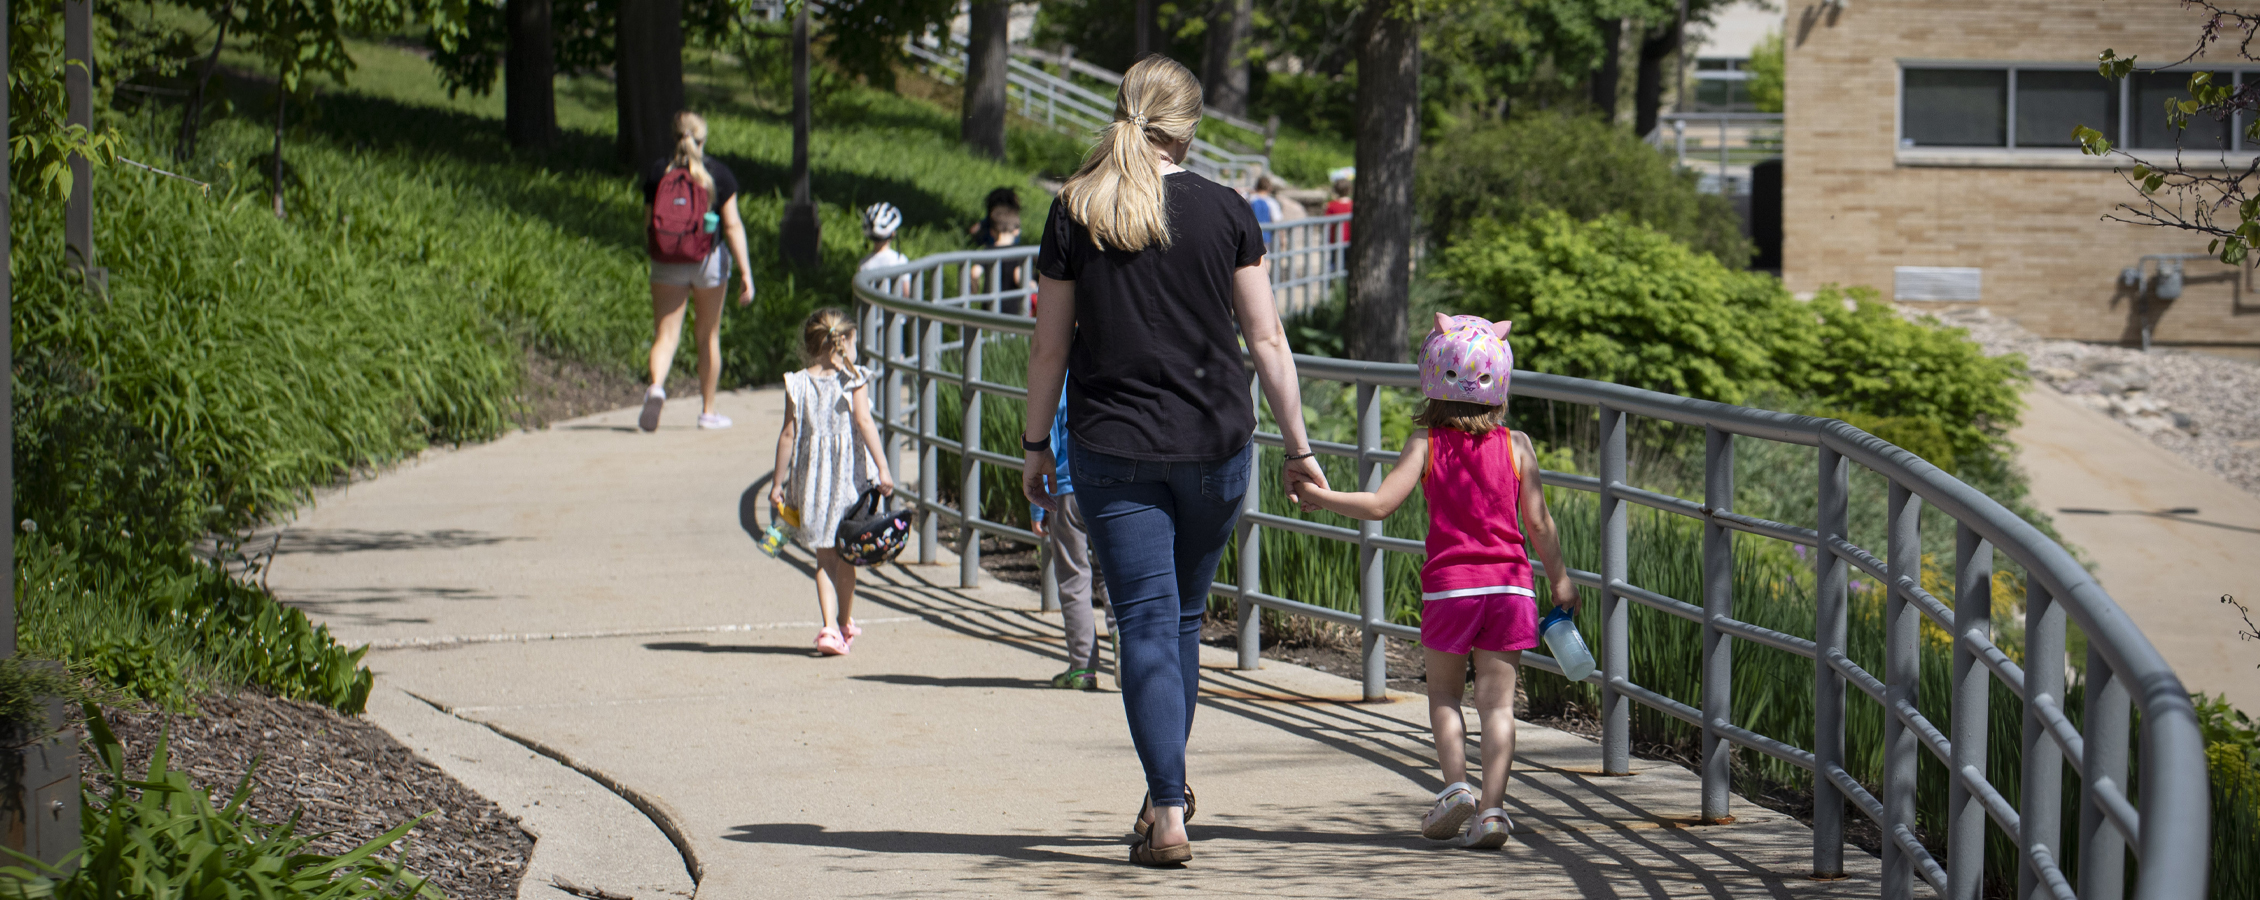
[737,275,756,308]
[1284,454,1329,506]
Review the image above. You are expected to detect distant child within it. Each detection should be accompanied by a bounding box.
[1293,312,1579,849]
[772,308,897,656]
[859,202,911,296]
[1030,390,1114,690]
[1324,171,1354,246]
[968,187,1027,314]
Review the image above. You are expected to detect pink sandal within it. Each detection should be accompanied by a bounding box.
[815,627,849,656]
[842,619,863,650]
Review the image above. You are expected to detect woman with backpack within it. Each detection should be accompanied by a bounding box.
[641,111,755,432]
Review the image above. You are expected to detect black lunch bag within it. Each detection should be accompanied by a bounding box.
[835,488,917,567]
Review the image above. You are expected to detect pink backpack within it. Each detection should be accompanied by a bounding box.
[647,168,715,263]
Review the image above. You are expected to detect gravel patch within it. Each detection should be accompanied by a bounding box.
[1922,307,2260,498]
[96,691,532,900]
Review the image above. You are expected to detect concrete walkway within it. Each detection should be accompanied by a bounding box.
[2011,386,2260,714]
[270,388,1905,899]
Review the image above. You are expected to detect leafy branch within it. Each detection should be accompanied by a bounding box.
[2075,2,2260,263]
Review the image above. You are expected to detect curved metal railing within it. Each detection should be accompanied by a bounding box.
[850,245,2210,900]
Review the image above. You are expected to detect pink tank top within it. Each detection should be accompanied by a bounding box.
[1420,428,1535,600]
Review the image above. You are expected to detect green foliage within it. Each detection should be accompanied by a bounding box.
[1418,114,1754,266]
[0,659,90,737]
[0,708,436,898]
[7,1,124,205]
[1433,211,1792,402]
[1746,30,1783,113]
[1433,213,2027,465]
[1821,411,1957,475]
[1793,286,2028,466]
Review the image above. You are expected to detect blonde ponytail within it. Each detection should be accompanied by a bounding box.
[1059,56,1203,252]
[671,111,713,193]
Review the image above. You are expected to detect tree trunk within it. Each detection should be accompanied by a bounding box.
[780,0,821,268]
[1589,16,1621,121]
[1202,0,1253,116]
[271,89,286,219]
[176,0,232,161]
[962,0,1009,160]
[1345,0,1417,364]
[1135,0,1152,59]
[1633,17,1680,138]
[614,0,685,169]
[505,0,558,150]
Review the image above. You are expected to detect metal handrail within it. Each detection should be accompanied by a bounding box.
[903,38,1269,187]
[850,247,2210,900]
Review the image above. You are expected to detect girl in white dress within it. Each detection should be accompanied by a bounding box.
[771,308,896,655]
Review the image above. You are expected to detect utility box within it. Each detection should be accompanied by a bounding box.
[1,696,80,872]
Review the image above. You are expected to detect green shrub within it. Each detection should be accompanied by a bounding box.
[1434,213,2027,466]
[0,709,434,898]
[1418,114,1754,266]
[1434,212,1802,404]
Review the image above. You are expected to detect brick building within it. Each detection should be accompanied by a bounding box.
[1782,0,2260,348]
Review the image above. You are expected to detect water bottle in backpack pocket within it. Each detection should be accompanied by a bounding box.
[1539,606,1595,682]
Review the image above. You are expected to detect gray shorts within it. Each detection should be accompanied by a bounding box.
[650,244,732,289]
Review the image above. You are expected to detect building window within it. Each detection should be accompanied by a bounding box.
[1904,69,2007,146]
[1902,64,2245,152]
[2132,71,2231,150]
[2016,69,2118,148]
[1693,57,1755,112]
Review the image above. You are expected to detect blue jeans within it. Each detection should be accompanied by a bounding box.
[1069,442,1252,809]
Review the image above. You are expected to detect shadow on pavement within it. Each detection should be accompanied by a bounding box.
[848,674,1049,689]
[644,641,817,656]
[277,529,522,555]
[722,823,1120,866]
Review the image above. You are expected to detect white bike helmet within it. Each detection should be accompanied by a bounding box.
[863,202,902,239]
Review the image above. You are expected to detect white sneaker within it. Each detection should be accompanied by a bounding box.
[1420,782,1478,840]
[638,387,666,432]
[698,412,733,430]
[1461,808,1511,849]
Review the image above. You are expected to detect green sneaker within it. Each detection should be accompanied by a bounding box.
[1050,668,1098,690]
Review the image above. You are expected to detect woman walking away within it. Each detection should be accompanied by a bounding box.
[773,309,895,656]
[1294,313,1581,850]
[641,111,755,432]
[1021,54,1329,868]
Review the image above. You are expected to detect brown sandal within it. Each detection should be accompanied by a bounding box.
[1133,783,1197,838]
[1129,836,1192,867]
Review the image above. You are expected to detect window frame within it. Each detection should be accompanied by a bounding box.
[1897,60,2254,158]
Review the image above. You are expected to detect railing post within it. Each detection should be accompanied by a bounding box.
[1238,375,1263,671]
[2079,648,2130,900]
[1948,522,1992,900]
[885,308,907,480]
[1700,426,1733,823]
[960,325,984,588]
[1813,443,1849,878]
[1883,481,1922,900]
[2019,579,2065,900]
[1599,404,1629,774]
[1356,381,1386,701]
[919,314,941,565]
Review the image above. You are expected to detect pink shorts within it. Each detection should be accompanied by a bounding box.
[1419,592,1540,655]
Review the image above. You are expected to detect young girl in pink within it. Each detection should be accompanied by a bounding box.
[1296,312,1580,849]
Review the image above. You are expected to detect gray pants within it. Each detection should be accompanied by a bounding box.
[1050,492,1114,671]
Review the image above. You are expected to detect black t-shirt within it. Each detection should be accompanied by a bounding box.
[640,156,739,210]
[1037,172,1266,462]
[969,219,1025,289]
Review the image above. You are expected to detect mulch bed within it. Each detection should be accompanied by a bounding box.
[96,692,532,900]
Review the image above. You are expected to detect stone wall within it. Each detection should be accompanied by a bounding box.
[1781,0,2260,346]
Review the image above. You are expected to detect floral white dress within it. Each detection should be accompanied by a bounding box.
[783,365,876,549]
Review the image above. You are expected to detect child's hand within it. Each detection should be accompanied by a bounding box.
[1032,516,1048,538]
[1551,574,1581,612]
[878,472,896,496]
[769,483,785,508]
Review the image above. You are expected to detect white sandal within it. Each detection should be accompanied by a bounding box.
[1461,808,1511,849]
[1420,782,1478,840]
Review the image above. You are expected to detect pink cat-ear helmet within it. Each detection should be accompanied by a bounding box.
[1417,312,1515,406]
